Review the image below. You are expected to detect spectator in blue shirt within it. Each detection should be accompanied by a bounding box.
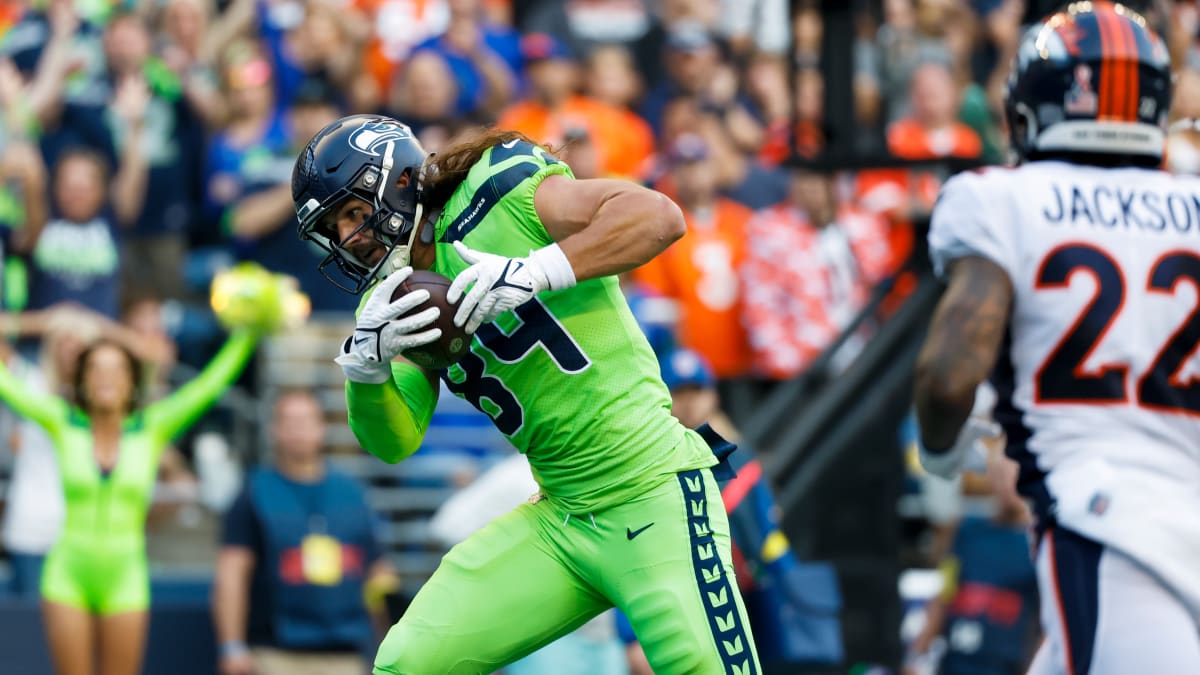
[212,388,396,675]
[410,0,521,119]
[102,10,207,302]
[27,146,129,319]
[638,21,762,153]
[202,47,347,312]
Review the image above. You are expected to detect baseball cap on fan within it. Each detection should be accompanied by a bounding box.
[660,348,715,391]
[520,32,574,63]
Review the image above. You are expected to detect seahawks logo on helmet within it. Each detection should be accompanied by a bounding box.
[348,120,412,157]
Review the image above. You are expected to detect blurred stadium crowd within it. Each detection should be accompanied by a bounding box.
[0,0,1196,673]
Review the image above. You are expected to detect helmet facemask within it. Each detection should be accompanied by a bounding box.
[297,141,428,295]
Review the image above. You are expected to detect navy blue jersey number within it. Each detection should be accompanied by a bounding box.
[1034,244,1128,403]
[1034,244,1200,415]
[1138,251,1200,415]
[442,299,589,435]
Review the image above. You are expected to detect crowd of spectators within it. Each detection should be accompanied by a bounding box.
[0,0,1197,378]
[0,0,1199,672]
[0,0,1025,383]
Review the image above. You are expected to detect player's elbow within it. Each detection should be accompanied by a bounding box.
[661,194,687,244]
[363,437,419,465]
[641,190,685,247]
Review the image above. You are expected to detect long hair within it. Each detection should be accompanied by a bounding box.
[73,339,144,415]
[421,129,549,214]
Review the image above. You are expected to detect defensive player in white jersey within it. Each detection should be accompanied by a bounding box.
[915,3,1200,674]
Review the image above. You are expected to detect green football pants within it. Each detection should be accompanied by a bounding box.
[374,468,761,675]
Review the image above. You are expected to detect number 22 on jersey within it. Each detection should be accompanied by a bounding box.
[1034,242,1200,414]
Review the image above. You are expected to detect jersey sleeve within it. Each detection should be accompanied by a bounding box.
[0,358,68,442]
[928,170,1017,280]
[497,141,574,247]
[344,361,438,464]
[143,330,258,450]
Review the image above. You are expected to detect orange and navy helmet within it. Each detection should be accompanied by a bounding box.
[1006,2,1170,166]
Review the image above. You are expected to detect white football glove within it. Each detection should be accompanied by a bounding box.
[919,416,1002,479]
[446,241,576,334]
[335,267,442,383]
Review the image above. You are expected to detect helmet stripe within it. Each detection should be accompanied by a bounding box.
[1095,5,1141,122]
[1119,13,1139,122]
[1095,8,1115,121]
[1110,8,1133,121]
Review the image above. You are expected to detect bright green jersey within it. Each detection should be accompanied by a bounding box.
[428,140,714,513]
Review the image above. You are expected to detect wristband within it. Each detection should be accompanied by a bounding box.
[220,640,249,658]
[918,441,965,479]
[528,243,577,291]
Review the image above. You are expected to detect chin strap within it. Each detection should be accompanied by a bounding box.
[371,154,436,284]
[374,201,427,282]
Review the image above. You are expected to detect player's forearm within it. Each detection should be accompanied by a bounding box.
[558,189,685,282]
[346,363,436,463]
[915,257,1011,451]
[915,369,978,452]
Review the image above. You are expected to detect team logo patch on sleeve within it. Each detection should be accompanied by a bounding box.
[348,121,412,157]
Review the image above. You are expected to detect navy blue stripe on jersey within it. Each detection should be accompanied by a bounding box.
[990,326,1052,522]
[1048,527,1103,675]
[439,159,542,244]
[677,470,757,675]
[488,139,560,166]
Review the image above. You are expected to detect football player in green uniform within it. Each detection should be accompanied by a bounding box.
[292,115,760,675]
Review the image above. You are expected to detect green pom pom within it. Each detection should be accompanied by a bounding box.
[210,263,309,333]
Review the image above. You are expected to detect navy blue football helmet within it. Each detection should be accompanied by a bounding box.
[292,114,431,294]
[1006,2,1170,166]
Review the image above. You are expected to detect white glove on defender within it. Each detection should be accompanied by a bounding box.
[446,241,576,334]
[919,416,1002,479]
[335,267,442,384]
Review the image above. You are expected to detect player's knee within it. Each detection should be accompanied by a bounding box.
[374,620,467,675]
[374,621,424,675]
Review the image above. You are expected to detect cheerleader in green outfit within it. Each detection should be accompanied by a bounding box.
[0,267,297,675]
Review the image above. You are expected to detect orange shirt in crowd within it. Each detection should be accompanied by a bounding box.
[498,95,654,179]
[632,199,754,379]
[886,118,983,161]
[855,119,982,266]
[354,0,450,95]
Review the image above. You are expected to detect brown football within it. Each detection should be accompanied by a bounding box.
[391,270,472,370]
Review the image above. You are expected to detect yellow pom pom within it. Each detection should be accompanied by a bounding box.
[211,263,311,333]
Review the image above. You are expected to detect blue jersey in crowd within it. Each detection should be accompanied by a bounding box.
[27,210,120,318]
